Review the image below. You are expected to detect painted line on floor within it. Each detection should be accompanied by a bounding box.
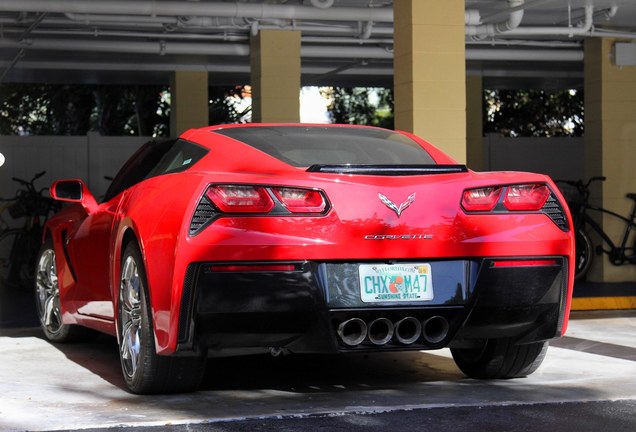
[551,336,636,362]
[571,296,636,311]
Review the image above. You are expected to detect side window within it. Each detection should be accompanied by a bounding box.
[102,139,174,202]
[145,139,208,179]
[102,139,208,203]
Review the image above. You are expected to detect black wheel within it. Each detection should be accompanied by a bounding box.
[118,241,206,394]
[575,228,593,281]
[0,229,37,289]
[35,238,93,342]
[451,338,548,379]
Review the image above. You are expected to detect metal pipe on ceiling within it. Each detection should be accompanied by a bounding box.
[64,12,179,25]
[0,0,394,22]
[466,0,525,37]
[466,48,583,61]
[505,5,594,36]
[0,37,584,62]
[2,27,394,44]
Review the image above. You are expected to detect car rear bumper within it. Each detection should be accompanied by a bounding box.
[176,257,569,356]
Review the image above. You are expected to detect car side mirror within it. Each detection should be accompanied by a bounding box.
[50,179,98,214]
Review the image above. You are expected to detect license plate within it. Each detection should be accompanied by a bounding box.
[359,263,434,303]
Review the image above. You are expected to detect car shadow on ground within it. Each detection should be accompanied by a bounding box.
[1,323,464,394]
[200,350,463,393]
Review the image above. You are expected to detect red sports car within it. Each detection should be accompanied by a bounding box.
[36,124,574,394]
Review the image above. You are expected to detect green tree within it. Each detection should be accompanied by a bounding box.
[484,89,583,137]
[209,85,251,125]
[324,87,394,129]
[0,83,250,136]
[0,83,169,136]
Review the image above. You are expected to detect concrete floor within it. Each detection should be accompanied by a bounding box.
[0,281,635,432]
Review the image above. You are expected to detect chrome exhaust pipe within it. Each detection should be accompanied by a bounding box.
[337,318,367,346]
[395,316,422,345]
[421,316,450,344]
[368,317,394,345]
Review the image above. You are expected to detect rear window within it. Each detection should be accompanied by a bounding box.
[213,126,436,166]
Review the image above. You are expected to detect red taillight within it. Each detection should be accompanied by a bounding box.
[461,187,503,211]
[503,184,550,211]
[206,185,274,213]
[272,187,326,213]
[205,184,328,215]
[462,183,551,213]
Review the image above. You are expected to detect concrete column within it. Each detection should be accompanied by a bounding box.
[466,74,484,171]
[584,38,636,282]
[393,0,467,163]
[250,29,301,123]
[170,71,208,137]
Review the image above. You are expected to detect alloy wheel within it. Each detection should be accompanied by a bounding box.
[120,255,143,379]
[35,249,63,334]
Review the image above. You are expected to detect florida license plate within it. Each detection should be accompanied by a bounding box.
[359,263,434,303]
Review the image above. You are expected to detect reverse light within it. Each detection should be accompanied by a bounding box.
[503,184,550,211]
[491,259,558,268]
[461,187,503,211]
[210,264,297,272]
[272,187,326,213]
[206,185,274,213]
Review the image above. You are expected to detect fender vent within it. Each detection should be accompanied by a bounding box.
[542,193,569,232]
[189,196,217,236]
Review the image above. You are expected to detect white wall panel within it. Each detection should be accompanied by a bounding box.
[484,135,584,182]
[0,135,148,202]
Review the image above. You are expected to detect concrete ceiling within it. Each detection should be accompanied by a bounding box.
[0,0,635,89]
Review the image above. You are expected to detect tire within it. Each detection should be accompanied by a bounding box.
[35,237,94,342]
[574,228,593,281]
[451,338,548,379]
[0,229,37,289]
[118,241,206,394]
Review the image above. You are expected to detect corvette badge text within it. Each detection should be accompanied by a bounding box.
[364,234,433,240]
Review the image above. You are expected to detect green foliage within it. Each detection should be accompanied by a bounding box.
[0,83,169,136]
[324,87,394,129]
[209,86,251,125]
[484,89,584,137]
[0,84,252,136]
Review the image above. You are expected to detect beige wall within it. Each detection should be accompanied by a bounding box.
[393,0,467,163]
[585,38,636,282]
[466,75,484,171]
[170,71,209,136]
[250,29,301,123]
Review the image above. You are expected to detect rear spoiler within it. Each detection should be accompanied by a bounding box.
[306,164,468,176]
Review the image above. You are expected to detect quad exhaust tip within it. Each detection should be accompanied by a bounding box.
[395,317,422,345]
[336,315,450,347]
[368,318,394,345]
[421,316,450,344]
[337,318,368,347]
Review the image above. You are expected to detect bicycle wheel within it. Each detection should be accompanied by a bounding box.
[0,229,38,289]
[574,228,593,281]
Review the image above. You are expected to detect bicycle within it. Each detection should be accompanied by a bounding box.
[0,171,61,290]
[556,176,636,281]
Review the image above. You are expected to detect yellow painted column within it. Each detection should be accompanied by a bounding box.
[393,0,466,163]
[170,71,209,136]
[250,29,301,123]
[584,38,636,282]
[466,75,484,171]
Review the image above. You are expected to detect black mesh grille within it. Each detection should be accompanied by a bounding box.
[178,263,198,344]
[542,192,569,232]
[189,196,217,236]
